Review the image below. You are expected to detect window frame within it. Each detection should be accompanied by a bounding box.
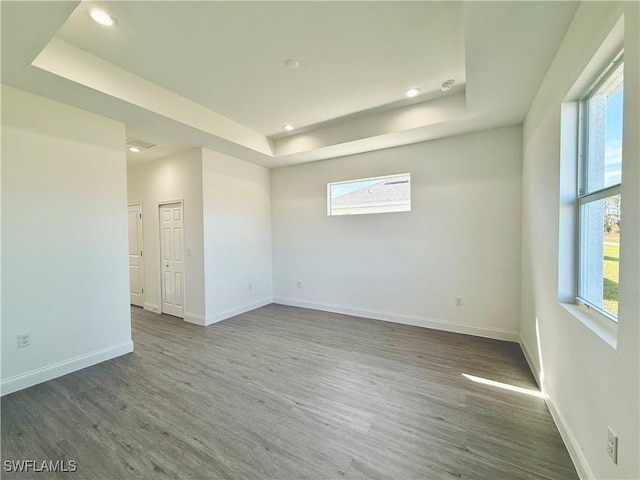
[576,52,623,323]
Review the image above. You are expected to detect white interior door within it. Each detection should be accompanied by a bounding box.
[128,204,144,307]
[160,203,184,318]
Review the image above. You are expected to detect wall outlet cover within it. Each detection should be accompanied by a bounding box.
[17,333,31,348]
[607,426,618,464]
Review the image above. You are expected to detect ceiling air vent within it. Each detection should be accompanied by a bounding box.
[126,137,157,150]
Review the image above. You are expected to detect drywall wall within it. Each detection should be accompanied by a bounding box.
[521,2,639,478]
[126,149,206,323]
[271,126,522,340]
[201,149,272,323]
[1,86,132,395]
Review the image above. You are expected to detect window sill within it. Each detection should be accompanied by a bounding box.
[561,302,617,349]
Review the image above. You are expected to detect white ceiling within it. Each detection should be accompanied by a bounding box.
[57,2,466,138]
[1,1,578,168]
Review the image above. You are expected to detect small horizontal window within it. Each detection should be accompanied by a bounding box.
[327,174,411,216]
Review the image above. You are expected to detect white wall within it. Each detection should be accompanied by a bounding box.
[127,149,206,323]
[271,126,522,340]
[1,86,132,395]
[202,148,272,324]
[521,2,639,478]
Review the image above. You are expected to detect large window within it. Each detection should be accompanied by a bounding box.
[327,173,411,216]
[577,54,623,321]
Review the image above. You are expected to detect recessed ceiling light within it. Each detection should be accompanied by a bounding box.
[90,9,116,27]
[440,79,455,92]
[283,124,294,131]
[405,88,421,98]
[128,147,141,153]
[284,59,300,70]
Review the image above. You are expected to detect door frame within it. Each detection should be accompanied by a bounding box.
[128,202,145,307]
[157,199,186,317]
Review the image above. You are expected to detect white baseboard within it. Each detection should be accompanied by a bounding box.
[519,336,541,387]
[543,378,594,480]
[203,298,273,326]
[1,340,134,396]
[143,302,159,313]
[184,311,207,326]
[184,299,273,326]
[273,297,520,342]
[519,336,592,480]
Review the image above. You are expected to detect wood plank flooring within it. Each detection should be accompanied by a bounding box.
[1,304,578,479]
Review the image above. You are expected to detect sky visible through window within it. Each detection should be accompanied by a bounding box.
[331,179,380,198]
[605,85,623,185]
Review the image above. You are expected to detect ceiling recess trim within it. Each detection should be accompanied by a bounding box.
[275,93,468,157]
[32,37,275,158]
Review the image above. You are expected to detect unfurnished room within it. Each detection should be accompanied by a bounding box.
[1,1,638,479]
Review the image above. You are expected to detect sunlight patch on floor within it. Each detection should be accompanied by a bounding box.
[462,373,546,399]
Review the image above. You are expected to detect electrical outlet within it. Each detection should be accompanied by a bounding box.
[455,296,464,307]
[297,280,302,288]
[607,427,618,464]
[17,333,31,348]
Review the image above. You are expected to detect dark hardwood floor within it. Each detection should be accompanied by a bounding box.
[1,304,578,479]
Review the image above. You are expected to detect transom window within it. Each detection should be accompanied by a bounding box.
[577,54,623,321]
[327,173,411,216]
